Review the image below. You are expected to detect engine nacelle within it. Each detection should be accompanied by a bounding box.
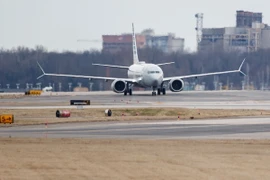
[111,80,127,93]
[168,79,184,92]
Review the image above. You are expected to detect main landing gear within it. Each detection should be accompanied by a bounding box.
[124,84,132,96]
[124,88,132,96]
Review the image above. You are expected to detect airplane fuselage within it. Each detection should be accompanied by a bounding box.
[128,62,164,88]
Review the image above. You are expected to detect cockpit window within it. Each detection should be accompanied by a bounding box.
[148,71,160,74]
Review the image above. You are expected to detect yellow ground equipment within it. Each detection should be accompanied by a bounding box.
[25,89,42,95]
[0,114,14,124]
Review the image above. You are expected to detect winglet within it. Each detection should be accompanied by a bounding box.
[238,58,246,76]
[37,61,46,79]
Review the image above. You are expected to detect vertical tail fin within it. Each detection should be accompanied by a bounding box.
[132,23,139,64]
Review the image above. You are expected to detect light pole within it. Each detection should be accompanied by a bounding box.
[99,82,103,91]
[16,83,20,89]
[219,83,223,90]
[68,82,72,92]
[250,81,254,90]
[36,83,41,89]
[202,82,206,90]
[230,83,234,90]
[58,82,62,92]
[242,81,245,90]
[184,81,189,91]
[89,82,94,91]
[213,75,219,91]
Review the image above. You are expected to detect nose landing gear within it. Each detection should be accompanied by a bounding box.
[152,87,157,96]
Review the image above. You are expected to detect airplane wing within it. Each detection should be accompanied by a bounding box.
[156,62,175,66]
[163,59,246,82]
[37,62,136,83]
[92,63,130,69]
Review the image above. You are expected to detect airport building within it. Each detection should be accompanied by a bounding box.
[102,29,184,53]
[145,34,184,53]
[236,10,262,28]
[102,34,146,53]
[199,10,270,52]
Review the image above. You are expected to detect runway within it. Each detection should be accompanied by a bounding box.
[2,90,270,109]
[1,117,270,139]
[1,90,270,139]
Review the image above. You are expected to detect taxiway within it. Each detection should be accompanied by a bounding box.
[1,117,270,139]
[1,90,270,109]
[1,90,270,139]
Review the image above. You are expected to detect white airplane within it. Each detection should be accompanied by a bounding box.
[42,86,53,92]
[37,23,246,96]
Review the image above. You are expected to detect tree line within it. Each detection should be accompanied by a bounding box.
[0,46,269,91]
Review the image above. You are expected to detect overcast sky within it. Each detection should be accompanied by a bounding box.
[1,0,269,52]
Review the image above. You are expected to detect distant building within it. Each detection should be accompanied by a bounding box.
[102,29,184,53]
[200,27,251,52]
[145,33,184,53]
[199,10,270,52]
[236,10,262,28]
[102,34,146,53]
[261,26,270,49]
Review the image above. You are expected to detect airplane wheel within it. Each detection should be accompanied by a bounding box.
[162,88,166,95]
[157,88,161,95]
[124,91,127,96]
[129,89,132,95]
[152,92,156,96]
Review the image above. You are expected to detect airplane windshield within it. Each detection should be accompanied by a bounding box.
[148,71,160,74]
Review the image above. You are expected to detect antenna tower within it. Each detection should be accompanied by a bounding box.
[195,13,204,51]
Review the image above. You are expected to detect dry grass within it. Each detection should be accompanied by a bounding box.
[1,108,270,126]
[0,94,25,99]
[1,138,270,180]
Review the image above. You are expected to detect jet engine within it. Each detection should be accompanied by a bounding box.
[168,79,184,92]
[111,80,127,93]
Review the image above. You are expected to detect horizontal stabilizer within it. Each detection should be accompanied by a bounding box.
[156,62,175,66]
[92,63,129,69]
